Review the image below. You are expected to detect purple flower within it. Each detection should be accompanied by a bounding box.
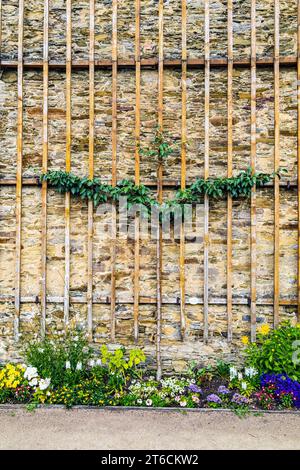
[260,374,300,408]
[188,384,202,394]
[231,393,249,405]
[206,394,222,404]
[217,385,230,395]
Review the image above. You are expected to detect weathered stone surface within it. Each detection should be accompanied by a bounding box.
[0,2,299,370]
[1,1,298,61]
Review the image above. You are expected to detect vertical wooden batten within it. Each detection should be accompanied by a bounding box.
[87,0,95,341]
[297,0,300,320]
[110,0,118,341]
[0,1,2,60]
[156,0,164,380]
[179,0,187,338]
[41,0,49,338]
[274,0,280,327]
[64,0,72,327]
[227,0,233,342]
[203,0,210,343]
[133,0,141,343]
[250,0,257,342]
[15,0,24,341]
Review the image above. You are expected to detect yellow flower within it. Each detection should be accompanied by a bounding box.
[258,324,270,336]
[241,336,249,345]
[0,363,23,389]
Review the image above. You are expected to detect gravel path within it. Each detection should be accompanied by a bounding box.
[0,407,299,450]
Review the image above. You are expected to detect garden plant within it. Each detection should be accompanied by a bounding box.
[1,322,300,413]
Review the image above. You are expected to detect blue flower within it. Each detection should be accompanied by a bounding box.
[188,384,202,394]
[206,394,222,404]
[260,373,300,408]
[217,385,230,395]
[231,393,249,405]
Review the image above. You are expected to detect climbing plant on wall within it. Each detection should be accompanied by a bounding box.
[40,128,285,211]
[40,167,284,209]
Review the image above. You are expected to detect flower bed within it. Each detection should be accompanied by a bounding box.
[1,321,300,413]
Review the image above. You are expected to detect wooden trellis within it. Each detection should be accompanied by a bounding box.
[250,0,257,342]
[64,0,72,328]
[227,0,233,342]
[87,0,95,341]
[14,0,24,342]
[41,0,49,339]
[0,1,300,370]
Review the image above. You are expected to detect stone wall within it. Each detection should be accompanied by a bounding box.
[0,1,299,372]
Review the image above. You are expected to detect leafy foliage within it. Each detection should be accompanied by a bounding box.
[2,329,300,410]
[40,166,283,213]
[24,331,93,388]
[139,127,177,163]
[244,321,300,381]
[41,129,284,209]
[100,345,146,380]
[172,167,285,203]
[40,171,156,210]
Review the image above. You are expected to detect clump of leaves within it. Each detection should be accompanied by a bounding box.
[173,167,286,203]
[24,331,93,388]
[244,321,300,381]
[100,345,146,380]
[139,127,177,163]
[40,126,285,210]
[41,167,284,212]
[215,360,231,379]
[40,171,157,210]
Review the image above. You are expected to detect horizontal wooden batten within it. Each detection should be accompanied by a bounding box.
[0,177,297,189]
[0,295,297,307]
[0,56,298,70]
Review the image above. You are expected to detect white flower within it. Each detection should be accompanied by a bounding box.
[191,379,196,384]
[175,396,181,402]
[39,378,51,391]
[180,400,187,407]
[74,336,79,342]
[96,359,102,366]
[245,367,258,378]
[238,372,243,381]
[146,399,152,406]
[229,366,237,380]
[38,348,44,353]
[137,399,143,405]
[76,361,82,371]
[24,366,38,381]
[241,381,247,391]
[192,395,200,404]
[89,359,95,367]
[29,378,38,387]
[65,361,71,369]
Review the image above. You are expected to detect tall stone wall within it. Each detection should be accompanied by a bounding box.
[0,1,299,371]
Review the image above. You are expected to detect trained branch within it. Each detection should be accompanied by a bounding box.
[40,167,285,211]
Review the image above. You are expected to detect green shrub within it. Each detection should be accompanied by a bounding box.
[100,345,146,380]
[215,360,231,379]
[0,388,11,403]
[24,331,93,387]
[244,321,300,381]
